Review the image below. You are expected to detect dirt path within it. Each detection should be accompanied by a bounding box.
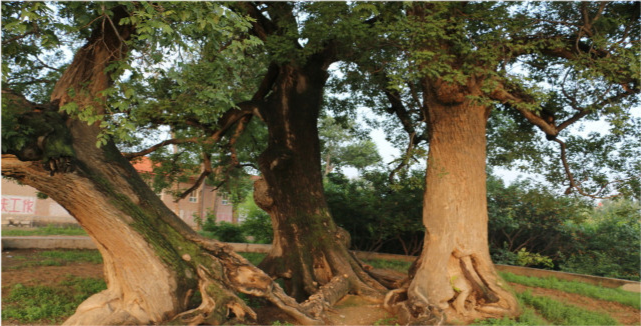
[510,283,641,326]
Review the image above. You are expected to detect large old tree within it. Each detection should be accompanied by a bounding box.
[119,2,391,301]
[2,2,638,326]
[1,2,356,325]
[348,2,639,324]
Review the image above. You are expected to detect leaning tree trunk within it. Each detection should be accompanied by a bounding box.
[2,136,325,325]
[253,59,387,303]
[385,81,519,324]
[1,7,326,325]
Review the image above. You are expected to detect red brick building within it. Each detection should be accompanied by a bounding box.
[131,157,234,228]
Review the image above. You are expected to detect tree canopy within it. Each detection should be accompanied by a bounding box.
[2,2,639,325]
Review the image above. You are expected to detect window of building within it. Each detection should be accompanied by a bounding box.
[189,192,198,203]
[221,193,230,205]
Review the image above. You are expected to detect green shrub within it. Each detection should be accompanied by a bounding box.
[559,200,640,281]
[239,197,273,244]
[487,176,590,270]
[325,171,425,255]
[202,218,246,243]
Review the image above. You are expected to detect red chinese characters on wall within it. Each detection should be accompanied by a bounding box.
[1,196,36,215]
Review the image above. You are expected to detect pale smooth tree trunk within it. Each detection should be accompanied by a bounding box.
[385,81,519,324]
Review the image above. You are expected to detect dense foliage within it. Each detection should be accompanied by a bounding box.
[325,171,424,256]
[486,175,590,268]
[488,176,640,280]
[318,170,641,280]
[559,199,641,280]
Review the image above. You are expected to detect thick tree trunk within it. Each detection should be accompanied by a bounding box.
[385,83,519,324]
[3,151,325,325]
[253,61,387,302]
[1,7,325,325]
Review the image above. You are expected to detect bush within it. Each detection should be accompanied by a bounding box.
[487,175,590,268]
[560,199,640,281]
[492,246,553,269]
[238,196,273,244]
[325,171,425,255]
[202,218,246,243]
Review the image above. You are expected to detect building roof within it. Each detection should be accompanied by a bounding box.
[131,156,157,173]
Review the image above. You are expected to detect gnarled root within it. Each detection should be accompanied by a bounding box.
[196,238,324,325]
[384,252,519,325]
[384,288,446,326]
[171,266,257,325]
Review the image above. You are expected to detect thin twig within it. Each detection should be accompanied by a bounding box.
[175,152,213,201]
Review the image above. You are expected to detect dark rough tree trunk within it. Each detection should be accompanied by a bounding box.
[252,57,387,303]
[385,80,519,324]
[1,8,328,326]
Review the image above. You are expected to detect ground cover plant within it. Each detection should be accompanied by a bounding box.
[474,306,548,326]
[476,295,620,326]
[2,250,103,270]
[516,291,619,325]
[501,272,640,308]
[2,276,106,324]
[2,225,87,236]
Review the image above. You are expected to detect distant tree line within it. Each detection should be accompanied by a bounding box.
[225,170,640,281]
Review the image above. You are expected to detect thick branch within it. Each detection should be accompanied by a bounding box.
[489,82,558,137]
[123,137,200,159]
[50,5,134,110]
[123,102,259,159]
[238,3,277,42]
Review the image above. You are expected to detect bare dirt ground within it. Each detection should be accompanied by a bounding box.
[2,249,639,325]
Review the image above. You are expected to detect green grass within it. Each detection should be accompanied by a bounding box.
[363,258,412,273]
[2,224,87,236]
[476,289,621,326]
[239,252,267,266]
[501,271,640,309]
[3,250,103,270]
[39,250,103,264]
[1,276,106,323]
[373,315,399,325]
[517,290,619,325]
[474,306,549,325]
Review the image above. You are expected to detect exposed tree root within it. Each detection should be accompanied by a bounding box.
[383,252,518,325]
[194,237,327,325]
[170,266,257,325]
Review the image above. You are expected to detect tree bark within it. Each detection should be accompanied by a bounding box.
[1,7,324,325]
[252,59,387,302]
[385,81,519,324]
